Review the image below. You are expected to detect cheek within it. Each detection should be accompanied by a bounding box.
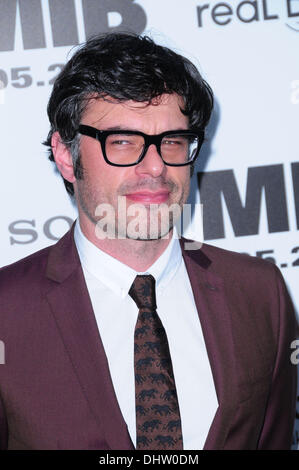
[91,165,129,200]
[80,145,113,187]
[177,169,191,204]
[170,167,190,190]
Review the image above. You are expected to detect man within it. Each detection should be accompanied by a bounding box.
[0,33,297,450]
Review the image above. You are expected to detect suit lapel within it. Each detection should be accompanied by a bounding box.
[45,225,134,450]
[180,239,240,449]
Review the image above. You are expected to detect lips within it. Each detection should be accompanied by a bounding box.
[125,191,170,204]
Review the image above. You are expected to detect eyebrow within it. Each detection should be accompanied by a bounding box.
[102,126,139,132]
[99,126,189,133]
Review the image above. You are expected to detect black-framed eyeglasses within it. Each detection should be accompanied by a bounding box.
[78,124,204,167]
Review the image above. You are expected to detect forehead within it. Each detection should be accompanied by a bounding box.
[81,93,188,131]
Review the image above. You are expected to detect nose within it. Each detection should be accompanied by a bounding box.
[135,143,166,178]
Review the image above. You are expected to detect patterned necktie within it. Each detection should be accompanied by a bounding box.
[129,274,183,450]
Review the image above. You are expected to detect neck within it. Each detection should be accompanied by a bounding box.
[78,218,173,272]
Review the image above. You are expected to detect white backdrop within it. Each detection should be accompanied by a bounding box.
[0,0,298,447]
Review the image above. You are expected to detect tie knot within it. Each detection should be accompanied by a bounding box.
[129,274,157,310]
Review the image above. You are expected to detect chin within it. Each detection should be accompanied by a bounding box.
[124,224,174,241]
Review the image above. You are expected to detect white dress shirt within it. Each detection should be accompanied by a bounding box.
[74,220,218,450]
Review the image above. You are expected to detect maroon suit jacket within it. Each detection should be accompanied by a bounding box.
[0,225,297,450]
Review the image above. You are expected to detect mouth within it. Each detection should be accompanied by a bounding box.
[124,190,170,204]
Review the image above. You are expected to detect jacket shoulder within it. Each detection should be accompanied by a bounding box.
[200,241,280,278]
[0,245,53,297]
[182,240,291,310]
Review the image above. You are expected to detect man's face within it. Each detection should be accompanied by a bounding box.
[74,93,191,240]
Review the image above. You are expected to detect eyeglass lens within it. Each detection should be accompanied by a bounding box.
[105,133,199,165]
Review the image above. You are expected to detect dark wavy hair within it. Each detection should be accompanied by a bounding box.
[44,32,213,195]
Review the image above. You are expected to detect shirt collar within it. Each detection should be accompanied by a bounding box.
[74,219,182,298]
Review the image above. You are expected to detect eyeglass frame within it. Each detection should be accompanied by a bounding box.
[77,124,205,167]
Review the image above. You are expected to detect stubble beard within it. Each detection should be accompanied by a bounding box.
[75,175,189,242]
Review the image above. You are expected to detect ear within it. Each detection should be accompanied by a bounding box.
[51,131,76,183]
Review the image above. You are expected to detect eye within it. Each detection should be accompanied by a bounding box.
[111,139,131,145]
[107,134,140,146]
[162,136,187,146]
